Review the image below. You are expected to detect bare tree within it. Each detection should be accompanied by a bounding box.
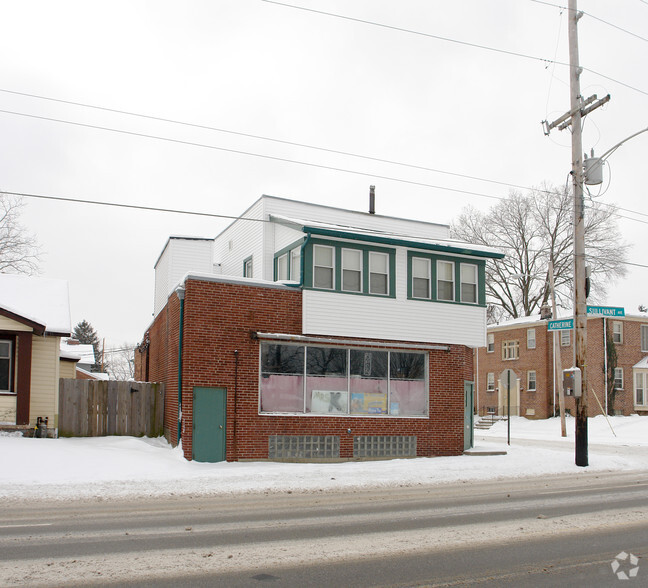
[451,185,628,322]
[105,344,136,380]
[0,193,40,274]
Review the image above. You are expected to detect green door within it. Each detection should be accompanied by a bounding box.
[192,387,227,462]
[464,381,474,450]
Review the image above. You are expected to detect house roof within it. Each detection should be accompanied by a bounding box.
[633,357,648,369]
[60,340,96,364]
[0,273,71,336]
[269,214,505,260]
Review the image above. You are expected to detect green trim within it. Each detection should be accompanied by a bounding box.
[407,251,486,307]
[243,255,253,278]
[273,238,305,281]
[304,238,396,298]
[304,226,504,260]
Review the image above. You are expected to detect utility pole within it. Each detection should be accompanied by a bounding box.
[542,0,610,466]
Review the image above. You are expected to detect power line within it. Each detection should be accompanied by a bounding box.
[260,0,648,97]
[0,87,543,195]
[0,108,505,202]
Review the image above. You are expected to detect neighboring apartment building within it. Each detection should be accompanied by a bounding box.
[135,195,503,462]
[476,313,648,419]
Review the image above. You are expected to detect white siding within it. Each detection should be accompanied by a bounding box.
[0,395,16,424]
[214,199,265,278]
[0,315,32,331]
[264,196,449,240]
[273,223,304,255]
[303,290,486,348]
[154,238,214,315]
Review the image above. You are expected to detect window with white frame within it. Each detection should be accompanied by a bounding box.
[276,253,289,281]
[487,333,494,353]
[460,263,477,303]
[369,252,389,295]
[641,326,648,352]
[290,248,301,282]
[614,367,624,390]
[635,371,647,407]
[0,340,12,393]
[437,260,454,301]
[313,245,335,289]
[612,321,623,344]
[412,257,431,299]
[486,372,495,391]
[502,340,519,360]
[561,329,571,346]
[342,248,362,292]
[527,328,536,350]
[527,370,537,391]
[243,257,253,278]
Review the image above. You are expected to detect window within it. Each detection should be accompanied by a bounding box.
[635,372,646,407]
[561,329,571,346]
[614,367,624,390]
[612,321,623,344]
[486,372,495,391]
[460,264,477,304]
[342,248,362,292]
[290,248,301,282]
[259,343,427,417]
[276,253,288,281]
[437,260,455,301]
[0,340,12,393]
[527,370,537,391]
[642,326,648,352]
[487,333,494,353]
[369,252,389,295]
[527,328,536,350]
[502,340,519,360]
[243,256,253,278]
[412,257,431,299]
[313,245,335,289]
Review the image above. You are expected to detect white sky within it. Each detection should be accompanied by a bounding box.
[0,415,646,500]
[0,0,646,350]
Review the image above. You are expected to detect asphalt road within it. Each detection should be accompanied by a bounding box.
[1,470,647,587]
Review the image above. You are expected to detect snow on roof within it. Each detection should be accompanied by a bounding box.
[76,366,110,380]
[60,340,96,364]
[633,357,648,369]
[269,214,504,259]
[0,273,71,335]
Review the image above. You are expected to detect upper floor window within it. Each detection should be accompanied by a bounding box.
[527,370,537,391]
[487,333,494,353]
[342,248,362,292]
[276,253,289,281]
[561,329,571,346]
[612,321,623,344]
[460,264,477,304]
[486,372,495,391]
[502,340,519,360]
[313,245,335,289]
[641,325,648,352]
[243,256,253,278]
[0,339,12,393]
[369,252,389,295]
[412,257,431,299]
[290,248,301,282]
[437,260,455,301]
[614,367,624,390]
[527,328,536,350]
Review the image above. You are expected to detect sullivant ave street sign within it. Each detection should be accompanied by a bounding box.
[586,305,625,317]
[548,318,574,331]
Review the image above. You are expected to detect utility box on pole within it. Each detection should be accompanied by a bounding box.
[563,367,582,398]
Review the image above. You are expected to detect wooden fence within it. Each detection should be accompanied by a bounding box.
[58,379,165,437]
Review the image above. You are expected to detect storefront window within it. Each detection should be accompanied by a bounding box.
[390,352,427,416]
[260,344,304,412]
[350,350,388,414]
[305,346,348,414]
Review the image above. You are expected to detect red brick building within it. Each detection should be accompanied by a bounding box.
[476,313,648,419]
[135,196,503,462]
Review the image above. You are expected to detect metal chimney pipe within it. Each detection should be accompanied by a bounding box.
[369,185,375,214]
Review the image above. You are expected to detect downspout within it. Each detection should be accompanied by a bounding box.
[300,232,312,287]
[603,317,608,416]
[176,285,186,445]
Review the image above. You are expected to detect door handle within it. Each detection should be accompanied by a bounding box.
[219,425,223,429]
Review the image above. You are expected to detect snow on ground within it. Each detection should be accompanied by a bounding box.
[0,416,646,501]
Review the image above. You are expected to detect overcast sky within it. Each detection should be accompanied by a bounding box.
[0,0,646,351]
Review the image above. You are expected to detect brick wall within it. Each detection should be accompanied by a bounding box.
[140,277,473,461]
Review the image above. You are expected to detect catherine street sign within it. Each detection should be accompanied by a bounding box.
[548,318,574,331]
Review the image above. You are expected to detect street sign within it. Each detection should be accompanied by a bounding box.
[548,318,574,331]
[586,305,625,317]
